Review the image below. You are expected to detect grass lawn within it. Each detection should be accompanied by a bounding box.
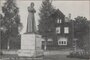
[0,50,89,60]
[43,55,88,60]
[1,54,88,60]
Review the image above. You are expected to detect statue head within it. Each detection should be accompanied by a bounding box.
[30,2,34,8]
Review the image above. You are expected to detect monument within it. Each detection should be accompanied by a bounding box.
[26,2,36,33]
[18,2,43,57]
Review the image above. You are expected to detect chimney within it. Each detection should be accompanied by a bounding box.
[68,13,71,20]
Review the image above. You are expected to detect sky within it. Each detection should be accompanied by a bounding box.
[0,0,90,34]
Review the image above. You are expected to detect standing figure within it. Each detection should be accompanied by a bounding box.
[26,2,36,33]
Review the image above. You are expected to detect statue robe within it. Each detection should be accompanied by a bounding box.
[26,6,36,33]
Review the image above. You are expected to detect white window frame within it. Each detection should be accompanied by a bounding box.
[57,19,62,23]
[58,38,67,45]
[58,40,67,45]
[57,19,60,23]
[59,19,62,23]
[64,27,69,34]
[56,27,60,34]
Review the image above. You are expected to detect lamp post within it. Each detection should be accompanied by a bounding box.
[71,19,78,52]
[73,38,78,52]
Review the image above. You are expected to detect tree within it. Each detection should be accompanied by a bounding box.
[1,0,22,49]
[74,16,89,49]
[38,0,56,50]
[0,14,3,51]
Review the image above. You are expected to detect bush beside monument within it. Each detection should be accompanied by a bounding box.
[67,49,90,59]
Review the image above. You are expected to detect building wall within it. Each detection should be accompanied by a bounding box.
[54,9,72,49]
[41,9,72,50]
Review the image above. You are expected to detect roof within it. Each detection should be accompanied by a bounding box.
[56,9,65,17]
[50,9,65,19]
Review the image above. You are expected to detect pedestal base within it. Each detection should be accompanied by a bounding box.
[18,49,43,57]
[17,34,43,57]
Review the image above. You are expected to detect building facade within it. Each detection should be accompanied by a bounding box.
[42,9,72,50]
[55,9,70,48]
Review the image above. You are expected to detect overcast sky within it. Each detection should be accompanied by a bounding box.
[0,0,90,34]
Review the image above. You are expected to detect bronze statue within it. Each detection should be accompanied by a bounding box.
[26,2,36,33]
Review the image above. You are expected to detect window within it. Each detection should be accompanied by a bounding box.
[57,19,62,23]
[64,27,69,34]
[56,27,60,34]
[64,41,66,44]
[57,19,59,23]
[59,41,62,44]
[58,41,67,45]
[60,19,62,23]
[58,38,67,45]
[62,41,63,44]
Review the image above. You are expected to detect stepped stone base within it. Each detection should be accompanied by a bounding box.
[17,34,43,57]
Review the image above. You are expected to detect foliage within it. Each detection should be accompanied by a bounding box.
[38,0,56,50]
[38,0,56,38]
[74,16,89,49]
[1,0,22,49]
[67,50,90,59]
[74,16,88,37]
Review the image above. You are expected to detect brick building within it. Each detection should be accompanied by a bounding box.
[42,9,72,50]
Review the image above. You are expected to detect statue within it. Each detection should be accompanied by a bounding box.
[26,2,36,33]
[18,2,43,57]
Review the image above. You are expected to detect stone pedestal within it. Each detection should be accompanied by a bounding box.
[18,34,43,57]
